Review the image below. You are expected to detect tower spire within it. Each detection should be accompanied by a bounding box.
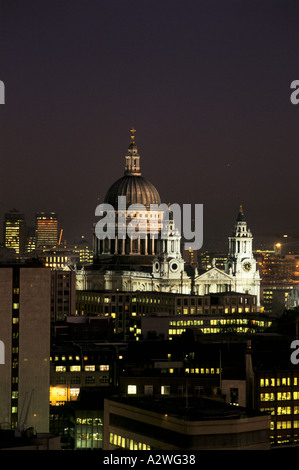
[124,127,141,176]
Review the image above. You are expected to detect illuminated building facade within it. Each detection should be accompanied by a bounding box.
[182,245,199,268]
[254,249,299,313]
[75,290,269,341]
[198,250,227,271]
[262,284,293,315]
[25,226,36,253]
[35,211,58,248]
[72,238,93,264]
[258,369,299,445]
[49,342,121,407]
[3,209,27,255]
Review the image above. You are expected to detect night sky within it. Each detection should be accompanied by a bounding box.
[0,0,299,252]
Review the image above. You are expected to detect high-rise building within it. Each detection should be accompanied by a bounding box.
[3,209,27,255]
[73,238,93,264]
[0,265,51,433]
[51,270,76,322]
[25,226,36,253]
[35,212,58,249]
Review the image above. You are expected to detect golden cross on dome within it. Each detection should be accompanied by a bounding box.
[130,127,136,141]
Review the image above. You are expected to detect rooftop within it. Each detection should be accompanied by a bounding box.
[107,395,265,422]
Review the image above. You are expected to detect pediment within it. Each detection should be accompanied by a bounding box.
[195,267,233,282]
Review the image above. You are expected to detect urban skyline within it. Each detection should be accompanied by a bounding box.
[1,0,299,456]
[1,0,299,251]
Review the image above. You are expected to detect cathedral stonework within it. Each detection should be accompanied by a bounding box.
[93,128,162,262]
[78,131,261,305]
[225,205,261,305]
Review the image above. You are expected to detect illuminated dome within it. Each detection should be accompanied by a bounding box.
[104,175,161,209]
[104,128,161,209]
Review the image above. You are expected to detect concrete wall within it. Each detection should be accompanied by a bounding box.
[18,268,51,433]
[0,268,13,428]
[0,267,51,433]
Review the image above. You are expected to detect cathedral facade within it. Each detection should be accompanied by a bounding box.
[76,131,261,306]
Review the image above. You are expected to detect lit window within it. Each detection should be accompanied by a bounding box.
[161,385,170,395]
[260,393,275,401]
[127,385,137,395]
[277,392,291,401]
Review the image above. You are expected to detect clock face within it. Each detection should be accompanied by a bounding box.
[243,261,252,272]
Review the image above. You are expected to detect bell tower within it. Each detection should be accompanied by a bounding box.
[225,205,261,306]
[225,205,255,276]
[153,208,185,280]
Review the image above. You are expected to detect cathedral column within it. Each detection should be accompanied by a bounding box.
[130,237,133,254]
[151,236,155,255]
[145,234,148,255]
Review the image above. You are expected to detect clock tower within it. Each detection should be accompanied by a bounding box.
[152,208,185,280]
[225,205,261,306]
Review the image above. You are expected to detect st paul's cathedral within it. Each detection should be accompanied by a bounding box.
[76,130,261,307]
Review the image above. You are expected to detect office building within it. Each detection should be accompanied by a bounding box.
[3,209,27,255]
[49,339,122,407]
[51,270,76,322]
[75,290,269,340]
[25,226,36,253]
[0,265,51,433]
[103,396,270,450]
[35,212,58,248]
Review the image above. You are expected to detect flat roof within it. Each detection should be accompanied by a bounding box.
[107,395,264,421]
